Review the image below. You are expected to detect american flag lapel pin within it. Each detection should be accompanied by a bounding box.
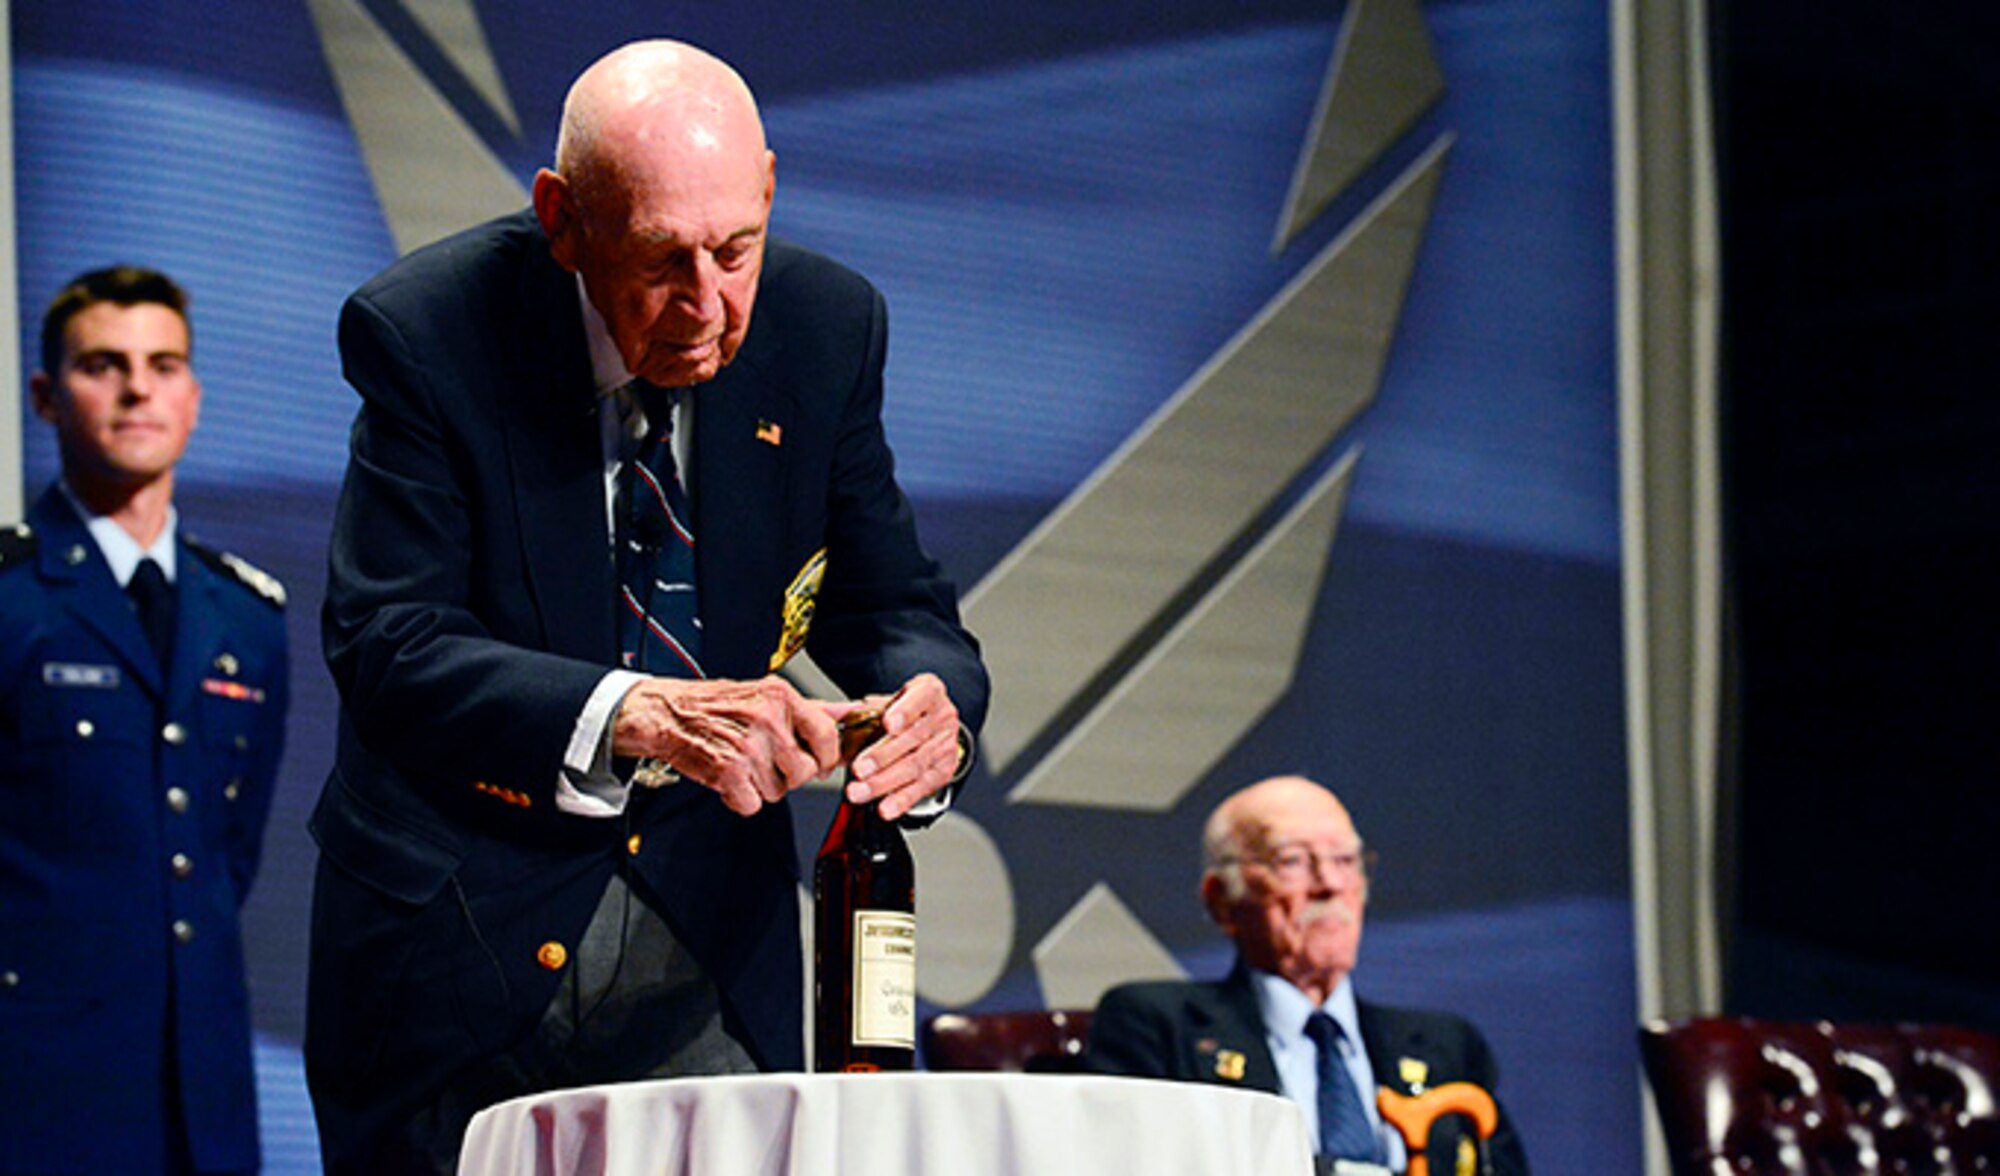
[754,418,783,446]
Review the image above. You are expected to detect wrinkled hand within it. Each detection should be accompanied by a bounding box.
[612,676,841,816]
[838,673,963,821]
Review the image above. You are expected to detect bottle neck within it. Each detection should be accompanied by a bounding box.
[818,794,905,856]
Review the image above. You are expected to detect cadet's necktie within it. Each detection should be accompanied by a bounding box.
[1306,1010,1382,1163]
[618,381,703,677]
[127,557,176,668]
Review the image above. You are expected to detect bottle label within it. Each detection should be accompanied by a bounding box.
[850,909,916,1049]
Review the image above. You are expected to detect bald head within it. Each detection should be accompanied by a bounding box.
[554,40,768,209]
[534,39,777,388]
[1203,775,1361,878]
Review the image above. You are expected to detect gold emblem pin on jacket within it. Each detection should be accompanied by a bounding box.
[769,547,826,671]
[1399,1056,1430,1092]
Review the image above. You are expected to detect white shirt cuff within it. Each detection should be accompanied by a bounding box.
[903,789,951,821]
[557,670,647,818]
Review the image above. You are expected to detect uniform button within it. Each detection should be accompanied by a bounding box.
[172,920,195,944]
[76,719,95,739]
[627,833,643,856]
[167,787,191,814]
[171,853,194,880]
[536,941,568,971]
[162,722,188,746]
[234,735,249,751]
[225,780,241,802]
[1,970,18,988]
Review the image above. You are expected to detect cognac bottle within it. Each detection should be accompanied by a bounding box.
[812,710,917,1072]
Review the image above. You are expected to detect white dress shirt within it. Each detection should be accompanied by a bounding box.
[58,481,177,587]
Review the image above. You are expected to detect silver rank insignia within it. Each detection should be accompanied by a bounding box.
[219,551,287,607]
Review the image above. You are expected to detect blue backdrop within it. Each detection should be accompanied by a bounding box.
[10,2,1633,1170]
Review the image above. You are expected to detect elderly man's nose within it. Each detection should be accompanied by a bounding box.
[669,255,720,312]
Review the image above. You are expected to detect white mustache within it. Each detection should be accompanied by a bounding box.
[1296,899,1355,930]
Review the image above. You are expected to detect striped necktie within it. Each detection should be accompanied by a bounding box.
[1306,1010,1382,1163]
[618,381,703,677]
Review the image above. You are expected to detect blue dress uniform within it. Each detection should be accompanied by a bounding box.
[0,486,288,1175]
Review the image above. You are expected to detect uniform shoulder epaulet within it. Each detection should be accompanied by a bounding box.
[185,536,287,609]
[0,522,37,573]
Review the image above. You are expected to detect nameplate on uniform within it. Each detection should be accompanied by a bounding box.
[42,662,120,689]
[201,677,267,703]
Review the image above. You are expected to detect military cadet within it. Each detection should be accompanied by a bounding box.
[0,265,289,1175]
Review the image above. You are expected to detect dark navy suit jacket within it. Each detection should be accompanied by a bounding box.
[1088,966,1531,1176]
[1,487,288,1175]
[306,210,987,1163]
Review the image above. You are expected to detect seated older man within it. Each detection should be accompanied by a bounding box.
[1087,776,1530,1176]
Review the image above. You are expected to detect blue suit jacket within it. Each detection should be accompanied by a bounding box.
[1088,966,1531,1176]
[0,487,288,1175]
[307,210,988,1164]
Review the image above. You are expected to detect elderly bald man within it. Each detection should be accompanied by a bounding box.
[1088,777,1531,1176]
[306,39,987,1173]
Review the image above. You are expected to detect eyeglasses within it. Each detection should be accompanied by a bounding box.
[1227,845,1373,885]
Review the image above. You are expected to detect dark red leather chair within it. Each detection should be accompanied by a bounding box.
[921,1009,1094,1072]
[1639,1016,2000,1174]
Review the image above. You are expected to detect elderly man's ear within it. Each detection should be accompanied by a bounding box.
[533,169,582,273]
[1200,871,1234,932]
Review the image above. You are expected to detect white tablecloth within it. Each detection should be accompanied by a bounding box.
[458,1072,1314,1176]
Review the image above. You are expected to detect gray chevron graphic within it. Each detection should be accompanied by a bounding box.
[1007,445,1364,812]
[403,0,522,136]
[962,133,1451,787]
[1276,0,1445,252]
[306,0,524,254]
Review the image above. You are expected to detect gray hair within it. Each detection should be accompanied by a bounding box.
[1201,798,1250,903]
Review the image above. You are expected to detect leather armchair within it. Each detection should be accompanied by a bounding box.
[1639,1016,2000,1173]
[921,1009,1094,1073]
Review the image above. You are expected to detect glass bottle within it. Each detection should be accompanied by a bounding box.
[812,710,916,1072]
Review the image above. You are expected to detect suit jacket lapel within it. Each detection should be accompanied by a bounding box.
[1359,999,1431,1097]
[170,542,227,702]
[690,318,791,679]
[1200,964,1284,1094]
[499,235,617,663]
